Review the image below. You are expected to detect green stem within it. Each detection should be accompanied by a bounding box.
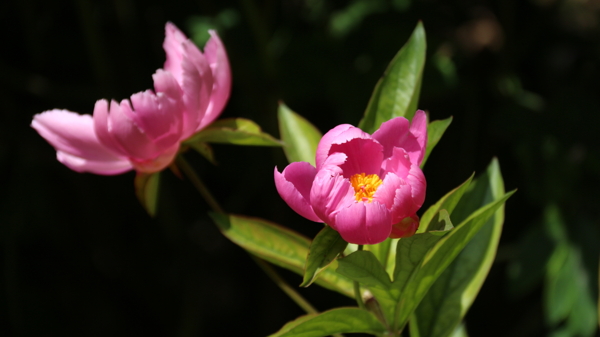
[175,155,224,214]
[354,245,367,310]
[176,154,321,316]
[251,255,318,315]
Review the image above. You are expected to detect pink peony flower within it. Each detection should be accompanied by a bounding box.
[274,111,427,245]
[31,23,231,175]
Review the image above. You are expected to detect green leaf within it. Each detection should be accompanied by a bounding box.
[337,250,392,291]
[337,250,398,324]
[134,171,160,217]
[358,21,426,133]
[392,231,450,294]
[187,141,217,165]
[421,116,453,167]
[184,118,282,146]
[393,189,515,331]
[210,213,354,298]
[278,102,322,165]
[429,209,454,233]
[268,307,386,337]
[301,226,348,287]
[413,159,506,337]
[417,173,474,234]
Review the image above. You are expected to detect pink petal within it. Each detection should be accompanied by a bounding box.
[372,110,427,165]
[106,99,161,160]
[373,172,414,224]
[334,201,391,245]
[129,90,183,149]
[407,164,426,208]
[310,153,355,226]
[315,124,370,170]
[130,143,180,173]
[93,99,129,156]
[163,22,188,83]
[409,110,428,165]
[153,69,184,100]
[32,109,133,175]
[274,162,320,222]
[381,147,412,180]
[180,40,213,138]
[198,30,232,130]
[328,138,383,177]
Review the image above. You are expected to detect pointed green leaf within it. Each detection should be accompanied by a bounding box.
[417,173,474,234]
[429,209,454,233]
[393,189,515,331]
[134,171,160,216]
[337,250,392,291]
[184,118,282,146]
[210,213,354,298]
[421,116,453,167]
[268,307,386,337]
[414,159,507,337]
[278,103,322,165]
[359,21,426,133]
[392,231,451,293]
[301,225,348,287]
[337,250,398,324]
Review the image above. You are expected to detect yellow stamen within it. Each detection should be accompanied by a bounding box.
[350,173,383,202]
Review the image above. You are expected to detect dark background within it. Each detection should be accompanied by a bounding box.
[1,0,599,336]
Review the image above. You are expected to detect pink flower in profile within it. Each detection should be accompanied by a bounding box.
[274,111,427,245]
[31,23,231,175]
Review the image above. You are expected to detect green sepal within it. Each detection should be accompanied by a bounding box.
[134,171,160,217]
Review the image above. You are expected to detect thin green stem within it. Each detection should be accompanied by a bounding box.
[354,245,367,310]
[251,255,318,315]
[176,154,321,318]
[175,155,224,214]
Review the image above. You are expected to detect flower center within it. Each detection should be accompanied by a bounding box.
[350,173,383,202]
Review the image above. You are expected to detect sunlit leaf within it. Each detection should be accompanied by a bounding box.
[337,250,392,290]
[301,225,347,287]
[184,118,282,146]
[418,173,474,233]
[359,21,426,133]
[134,171,160,217]
[421,116,453,167]
[210,213,354,298]
[268,307,386,337]
[278,103,322,165]
[413,159,506,337]
[393,190,515,331]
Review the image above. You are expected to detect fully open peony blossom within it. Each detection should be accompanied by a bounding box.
[31,23,231,175]
[274,111,427,245]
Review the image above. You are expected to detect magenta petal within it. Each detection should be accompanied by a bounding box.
[153,69,183,100]
[93,99,128,156]
[334,202,391,245]
[381,147,412,180]
[199,30,231,130]
[329,138,383,177]
[407,164,426,208]
[310,153,355,226]
[129,90,183,150]
[274,163,320,222]
[372,112,427,165]
[409,110,428,165]
[32,109,132,175]
[131,143,180,173]
[316,124,370,170]
[372,117,410,160]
